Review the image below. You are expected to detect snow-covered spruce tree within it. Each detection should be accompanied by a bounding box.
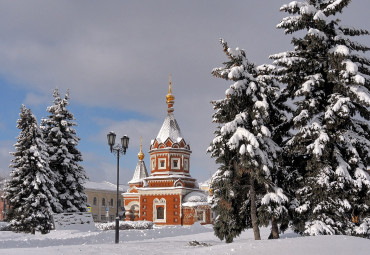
[271,1,370,237]
[41,89,88,212]
[208,40,288,242]
[3,105,62,233]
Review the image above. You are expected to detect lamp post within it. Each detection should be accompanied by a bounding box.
[107,131,129,244]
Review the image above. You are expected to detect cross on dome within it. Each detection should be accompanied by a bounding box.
[138,136,144,161]
[166,74,175,113]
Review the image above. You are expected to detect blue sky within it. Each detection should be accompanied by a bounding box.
[0,0,369,184]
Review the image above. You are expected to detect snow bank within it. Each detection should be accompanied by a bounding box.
[95,221,154,231]
[0,226,369,255]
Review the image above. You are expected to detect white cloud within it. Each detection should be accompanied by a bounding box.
[23,92,50,106]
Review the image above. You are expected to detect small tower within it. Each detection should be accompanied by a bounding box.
[128,137,148,188]
[149,76,193,180]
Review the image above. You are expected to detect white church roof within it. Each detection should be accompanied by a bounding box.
[155,112,183,144]
[129,160,149,184]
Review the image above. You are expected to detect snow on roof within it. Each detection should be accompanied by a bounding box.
[155,112,184,144]
[145,175,194,180]
[129,161,149,184]
[182,191,208,204]
[84,181,126,192]
[182,190,211,207]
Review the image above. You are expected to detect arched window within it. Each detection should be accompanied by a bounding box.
[153,198,166,222]
[157,207,164,220]
[102,198,106,206]
[110,198,114,207]
[93,197,97,206]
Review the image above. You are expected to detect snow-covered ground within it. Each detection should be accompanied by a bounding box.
[0,223,368,255]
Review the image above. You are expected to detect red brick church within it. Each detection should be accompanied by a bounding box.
[123,78,212,225]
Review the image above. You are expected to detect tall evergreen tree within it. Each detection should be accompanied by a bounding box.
[41,89,88,212]
[209,40,288,242]
[4,105,62,233]
[271,0,370,237]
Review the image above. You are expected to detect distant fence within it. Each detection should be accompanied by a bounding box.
[52,212,95,231]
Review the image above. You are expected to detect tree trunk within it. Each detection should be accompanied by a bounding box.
[270,216,280,239]
[250,175,261,240]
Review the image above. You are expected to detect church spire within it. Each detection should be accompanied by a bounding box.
[166,74,175,113]
[138,136,144,161]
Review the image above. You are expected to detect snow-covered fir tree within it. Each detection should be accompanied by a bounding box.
[3,105,62,233]
[271,0,370,237]
[41,89,88,212]
[208,40,288,242]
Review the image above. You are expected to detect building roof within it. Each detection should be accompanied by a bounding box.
[84,181,126,192]
[155,112,183,144]
[129,160,149,184]
[182,190,209,207]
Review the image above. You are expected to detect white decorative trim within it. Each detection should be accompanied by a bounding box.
[151,158,156,170]
[174,179,183,187]
[125,201,141,217]
[153,198,166,223]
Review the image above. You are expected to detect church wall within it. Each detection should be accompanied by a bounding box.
[182,206,212,225]
[139,194,182,225]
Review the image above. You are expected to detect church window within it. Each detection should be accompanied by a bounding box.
[184,159,189,171]
[158,159,166,170]
[153,198,166,222]
[157,207,164,219]
[171,158,180,169]
[93,197,97,206]
[102,198,106,207]
[196,210,206,223]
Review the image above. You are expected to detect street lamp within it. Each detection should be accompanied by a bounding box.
[107,131,129,244]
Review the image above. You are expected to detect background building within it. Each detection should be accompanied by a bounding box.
[84,181,126,222]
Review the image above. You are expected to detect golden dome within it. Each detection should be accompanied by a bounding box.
[138,136,144,161]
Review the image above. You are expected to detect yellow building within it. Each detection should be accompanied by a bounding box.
[84,181,126,222]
